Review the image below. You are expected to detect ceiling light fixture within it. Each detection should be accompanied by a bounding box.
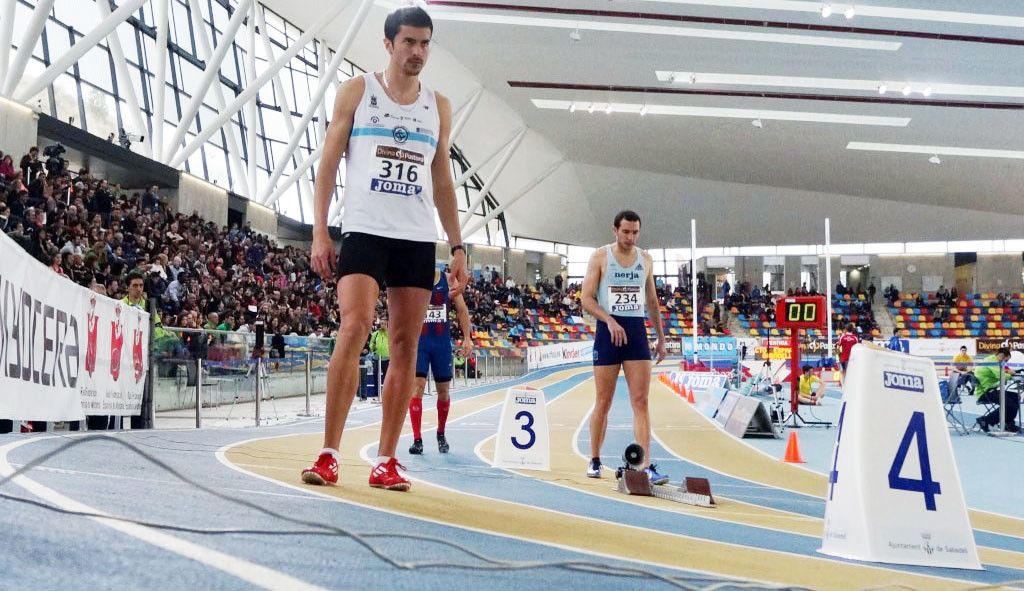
[532,99,911,127]
[847,141,1024,160]
[689,73,697,84]
[922,86,933,97]
[569,102,577,113]
[569,28,581,42]
[821,3,832,18]
[928,154,941,165]
[422,11,901,51]
[877,83,887,94]
[844,6,855,19]
[640,104,649,116]
[751,118,764,128]
[605,103,614,114]
[587,102,595,114]
[623,1,1024,30]
[901,85,912,96]
[653,71,1024,99]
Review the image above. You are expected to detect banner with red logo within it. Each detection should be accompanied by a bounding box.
[0,232,149,421]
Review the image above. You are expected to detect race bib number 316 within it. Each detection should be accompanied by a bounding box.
[608,285,641,313]
[372,145,425,197]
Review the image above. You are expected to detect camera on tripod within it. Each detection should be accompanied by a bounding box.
[42,143,66,176]
[118,128,144,150]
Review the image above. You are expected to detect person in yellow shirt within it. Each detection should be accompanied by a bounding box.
[798,365,823,405]
[950,345,974,394]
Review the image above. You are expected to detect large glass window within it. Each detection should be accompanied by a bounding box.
[7,0,510,240]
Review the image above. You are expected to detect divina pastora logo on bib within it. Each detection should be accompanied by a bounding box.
[882,371,925,393]
[392,126,409,144]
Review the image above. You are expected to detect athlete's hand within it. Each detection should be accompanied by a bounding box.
[448,249,469,296]
[459,338,474,358]
[607,318,627,347]
[654,337,667,364]
[310,230,335,280]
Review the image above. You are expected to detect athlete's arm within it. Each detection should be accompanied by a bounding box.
[581,249,626,346]
[310,77,364,280]
[644,251,667,363]
[453,292,473,356]
[431,93,467,295]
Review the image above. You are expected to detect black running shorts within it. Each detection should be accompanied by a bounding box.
[337,232,435,290]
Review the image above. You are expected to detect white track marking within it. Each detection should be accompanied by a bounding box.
[0,437,326,591]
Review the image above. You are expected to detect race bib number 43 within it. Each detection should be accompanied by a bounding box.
[425,305,447,323]
[372,145,424,197]
[608,285,642,313]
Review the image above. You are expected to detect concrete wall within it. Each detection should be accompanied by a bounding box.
[507,249,528,284]
[541,253,563,281]
[0,98,39,155]
[246,201,277,240]
[870,255,953,293]
[976,254,1024,293]
[174,173,227,227]
[470,244,504,276]
[734,256,762,288]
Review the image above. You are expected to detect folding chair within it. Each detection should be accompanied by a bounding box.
[940,379,968,435]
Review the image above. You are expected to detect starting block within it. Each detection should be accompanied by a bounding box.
[612,443,715,508]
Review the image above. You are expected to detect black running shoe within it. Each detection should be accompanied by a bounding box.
[976,418,990,433]
[409,438,424,454]
[437,433,450,454]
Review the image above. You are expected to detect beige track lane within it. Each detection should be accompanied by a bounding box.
[480,377,1024,572]
[477,378,823,535]
[648,380,1024,541]
[223,369,981,590]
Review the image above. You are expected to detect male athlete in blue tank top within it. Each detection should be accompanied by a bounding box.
[580,210,668,485]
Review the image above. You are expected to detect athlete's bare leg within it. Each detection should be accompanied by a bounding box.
[322,274,378,450]
[589,363,621,460]
[413,376,428,400]
[435,379,451,403]
[377,286,431,458]
[622,359,653,469]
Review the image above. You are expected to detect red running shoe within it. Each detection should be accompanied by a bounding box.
[368,458,411,491]
[301,452,338,486]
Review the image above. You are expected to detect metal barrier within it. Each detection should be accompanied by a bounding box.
[156,326,532,428]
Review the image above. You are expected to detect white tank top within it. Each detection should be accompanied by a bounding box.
[340,72,440,243]
[597,245,647,318]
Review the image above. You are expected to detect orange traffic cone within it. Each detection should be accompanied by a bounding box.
[782,431,805,463]
[687,387,696,404]
[681,384,689,400]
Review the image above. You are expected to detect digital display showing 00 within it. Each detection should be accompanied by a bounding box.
[775,296,826,329]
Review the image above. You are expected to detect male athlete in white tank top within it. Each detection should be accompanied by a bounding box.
[303,6,468,492]
[580,211,668,485]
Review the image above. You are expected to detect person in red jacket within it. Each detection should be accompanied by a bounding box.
[837,323,859,373]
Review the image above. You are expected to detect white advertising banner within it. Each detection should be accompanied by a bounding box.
[0,232,149,421]
[906,338,976,358]
[820,344,980,569]
[526,340,593,370]
[670,371,729,392]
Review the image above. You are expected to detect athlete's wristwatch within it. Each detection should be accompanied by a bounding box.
[450,244,466,256]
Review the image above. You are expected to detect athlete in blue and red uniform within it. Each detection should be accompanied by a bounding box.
[409,268,472,454]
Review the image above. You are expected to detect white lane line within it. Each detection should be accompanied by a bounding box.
[0,436,326,591]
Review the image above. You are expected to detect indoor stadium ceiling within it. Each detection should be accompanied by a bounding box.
[264,0,1024,246]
